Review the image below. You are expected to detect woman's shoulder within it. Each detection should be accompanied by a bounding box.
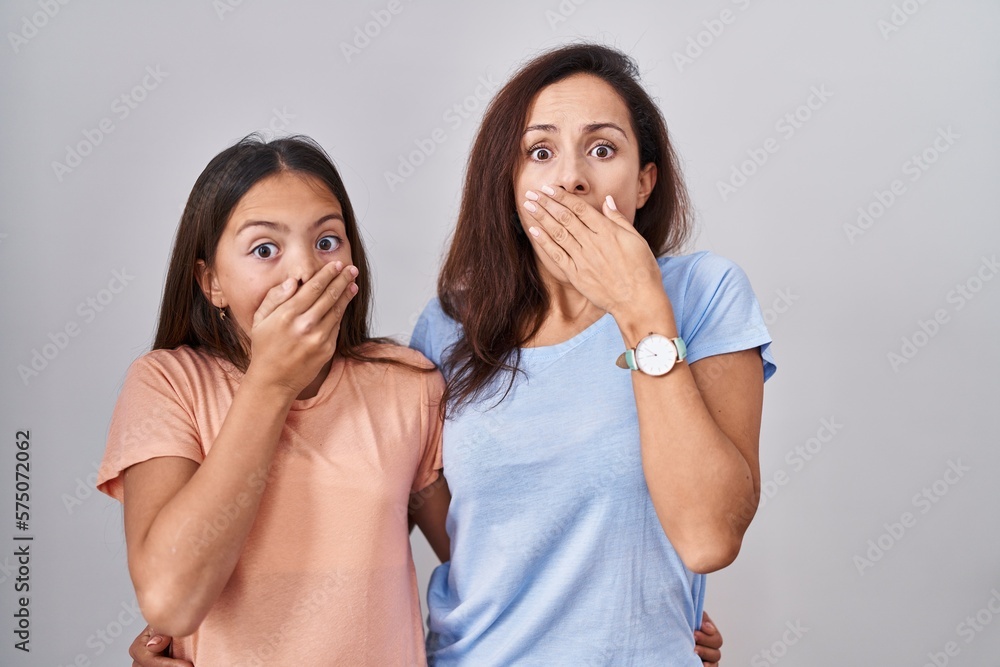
[657,250,746,281]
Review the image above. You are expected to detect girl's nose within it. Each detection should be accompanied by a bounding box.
[288,250,325,286]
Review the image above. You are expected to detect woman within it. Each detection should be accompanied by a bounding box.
[409,42,774,665]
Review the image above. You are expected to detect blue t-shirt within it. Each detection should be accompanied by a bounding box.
[409,251,776,666]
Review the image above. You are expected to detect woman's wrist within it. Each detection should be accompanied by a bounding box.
[611,290,678,347]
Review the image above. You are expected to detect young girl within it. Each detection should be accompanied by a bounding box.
[98,135,451,665]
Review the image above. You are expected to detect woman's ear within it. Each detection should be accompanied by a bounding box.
[636,162,657,210]
[195,260,226,308]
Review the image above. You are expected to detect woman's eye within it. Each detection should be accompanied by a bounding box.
[529,146,553,161]
[252,243,278,259]
[590,143,615,159]
[317,235,341,252]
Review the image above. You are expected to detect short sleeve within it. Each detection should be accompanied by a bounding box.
[412,367,445,493]
[673,252,776,381]
[96,354,206,502]
[409,298,461,374]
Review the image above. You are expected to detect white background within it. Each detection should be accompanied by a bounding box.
[2,1,999,665]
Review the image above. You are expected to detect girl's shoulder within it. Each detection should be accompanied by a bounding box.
[345,342,445,402]
[352,341,437,369]
[124,345,234,389]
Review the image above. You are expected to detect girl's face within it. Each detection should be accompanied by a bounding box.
[514,73,656,284]
[197,170,353,339]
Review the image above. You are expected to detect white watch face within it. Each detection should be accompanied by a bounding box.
[635,334,677,376]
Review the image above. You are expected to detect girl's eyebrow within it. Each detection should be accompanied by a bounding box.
[522,122,628,139]
[236,213,344,235]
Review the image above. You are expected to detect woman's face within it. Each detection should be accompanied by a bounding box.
[514,73,656,284]
[197,170,354,339]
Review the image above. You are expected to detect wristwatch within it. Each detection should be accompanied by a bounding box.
[616,333,687,376]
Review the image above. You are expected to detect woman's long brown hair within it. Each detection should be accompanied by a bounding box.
[438,43,692,412]
[154,134,419,372]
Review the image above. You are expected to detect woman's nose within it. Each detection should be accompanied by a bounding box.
[552,154,589,194]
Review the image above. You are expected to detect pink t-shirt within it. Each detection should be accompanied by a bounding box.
[97,344,443,666]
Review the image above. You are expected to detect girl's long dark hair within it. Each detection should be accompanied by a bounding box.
[438,43,692,411]
[154,134,414,371]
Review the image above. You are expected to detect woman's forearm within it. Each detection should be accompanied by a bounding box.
[614,294,763,574]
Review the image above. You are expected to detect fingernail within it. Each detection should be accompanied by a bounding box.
[350,283,359,293]
[282,278,295,290]
[334,261,343,271]
[146,635,163,647]
[704,620,716,632]
[606,194,617,211]
[525,190,539,201]
[541,185,555,196]
[528,227,540,238]
[523,201,537,212]
[349,266,359,277]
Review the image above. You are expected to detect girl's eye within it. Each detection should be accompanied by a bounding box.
[589,143,616,159]
[252,243,278,259]
[529,146,553,161]
[317,235,341,252]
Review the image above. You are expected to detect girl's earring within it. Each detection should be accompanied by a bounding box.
[219,307,226,322]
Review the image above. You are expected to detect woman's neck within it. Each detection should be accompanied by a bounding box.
[526,267,606,347]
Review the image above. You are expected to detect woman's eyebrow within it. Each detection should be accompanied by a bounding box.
[236,213,344,235]
[522,122,629,139]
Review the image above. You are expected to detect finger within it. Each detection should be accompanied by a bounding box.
[314,271,360,334]
[602,194,636,229]
[253,276,301,326]
[523,192,585,252]
[302,264,358,326]
[283,259,345,313]
[537,184,611,233]
[701,611,722,645]
[693,638,722,664]
[129,625,154,660]
[526,224,576,276]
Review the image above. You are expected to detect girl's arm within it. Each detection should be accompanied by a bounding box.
[523,189,763,574]
[124,262,357,637]
[409,475,452,562]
